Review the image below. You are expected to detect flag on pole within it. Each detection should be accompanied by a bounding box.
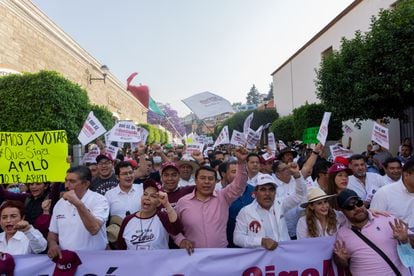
[77,111,107,145]
[149,97,165,116]
[243,113,254,139]
[182,91,234,119]
[213,126,230,148]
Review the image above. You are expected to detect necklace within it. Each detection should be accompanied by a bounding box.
[138,213,155,235]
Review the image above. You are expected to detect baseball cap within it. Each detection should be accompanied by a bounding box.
[52,250,82,276]
[161,162,179,173]
[337,189,360,209]
[256,173,277,188]
[0,253,15,276]
[96,153,113,163]
[143,179,163,192]
[327,163,353,175]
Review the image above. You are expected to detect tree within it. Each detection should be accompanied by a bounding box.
[292,103,343,141]
[266,83,274,101]
[246,84,260,105]
[270,115,295,142]
[215,109,279,137]
[316,0,414,124]
[0,70,108,145]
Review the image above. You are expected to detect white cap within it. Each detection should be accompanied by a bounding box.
[256,173,277,187]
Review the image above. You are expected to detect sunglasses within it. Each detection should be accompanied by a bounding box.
[343,199,364,211]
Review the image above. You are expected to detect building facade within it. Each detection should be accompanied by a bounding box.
[271,0,402,154]
[0,0,147,123]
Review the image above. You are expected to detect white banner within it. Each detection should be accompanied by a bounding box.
[108,121,141,143]
[317,112,331,146]
[371,122,389,149]
[268,133,277,153]
[243,113,254,139]
[14,238,341,276]
[230,130,246,147]
[329,144,353,159]
[213,126,230,148]
[182,91,234,120]
[77,111,107,145]
[81,144,100,164]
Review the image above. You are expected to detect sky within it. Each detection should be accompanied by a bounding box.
[32,0,354,117]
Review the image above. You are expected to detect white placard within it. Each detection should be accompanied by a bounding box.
[268,133,277,153]
[77,111,107,145]
[371,122,389,149]
[243,113,254,139]
[329,144,353,159]
[81,144,100,164]
[185,143,204,155]
[317,112,331,145]
[105,144,119,160]
[213,126,230,148]
[182,91,234,119]
[108,121,141,143]
[230,130,246,147]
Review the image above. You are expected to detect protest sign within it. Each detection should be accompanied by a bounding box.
[105,144,119,160]
[108,121,141,143]
[317,112,331,145]
[278,140,288,150]
[268,133,277,153]
[0,130,69,184]
[243,113,254,139]
[230,130,246,147]
[213,126,230,148]
[77,111,107,145]
[81,144,100,164]
[371,122,389,149]
[185,143,204,155]
[329,144,353,159]
[342,123,353,134]
[246,128,261,150]
[302,127,319,144]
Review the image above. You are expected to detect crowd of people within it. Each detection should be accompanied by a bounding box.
[1,138,413,275]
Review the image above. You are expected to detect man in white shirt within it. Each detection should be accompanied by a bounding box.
[47,166,109,259]
[347,154,384,206]
[370,159,414,229]
[382,157,402,186]
[105,161,143,218]
[0,200,46,254]
[177,155,199,187]
[234,173,298,250]
[246,153,260,187]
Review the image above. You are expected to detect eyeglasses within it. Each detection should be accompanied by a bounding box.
[343,199,364,211]
[98,161,112,167]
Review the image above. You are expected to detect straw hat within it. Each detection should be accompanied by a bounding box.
[300,187,335,208]
[106,215,123,243]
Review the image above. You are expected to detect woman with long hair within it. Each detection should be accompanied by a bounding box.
[296,187,338,239]
[326,163,353,210]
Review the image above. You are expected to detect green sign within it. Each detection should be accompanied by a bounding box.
[302,127,319,144]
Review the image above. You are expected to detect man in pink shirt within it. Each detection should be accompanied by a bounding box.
[334,189,413,276]
[173,147,248,254]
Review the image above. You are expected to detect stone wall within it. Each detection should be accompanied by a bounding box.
[0,0,147,123]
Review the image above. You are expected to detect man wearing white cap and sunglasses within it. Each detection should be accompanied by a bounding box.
[233,172,304,250]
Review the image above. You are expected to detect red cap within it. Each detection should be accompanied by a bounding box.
[96,153,113,163]
[0,253,15,276]
[334,156,349,166]
[52,250,82,276]
[327,163,353,175]
[128,159,138,169]
[161,162,179,173]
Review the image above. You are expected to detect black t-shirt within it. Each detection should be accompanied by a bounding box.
[90,173,119,195]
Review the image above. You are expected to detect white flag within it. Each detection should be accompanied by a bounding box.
[371,122,389,149]
[317,112,331,146]
[108,121,141,143]
[230,130,246,147]
[182,92,234,119]
[77,111,107,145]
[243,113,254,139]
[185,143,204,155]
[278,140,287,150]
[213,126,230,148]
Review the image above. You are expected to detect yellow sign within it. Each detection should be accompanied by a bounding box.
[0,130,70,184]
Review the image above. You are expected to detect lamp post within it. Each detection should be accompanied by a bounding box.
[89,65,109,84]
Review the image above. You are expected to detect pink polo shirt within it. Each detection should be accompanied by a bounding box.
[174,163,248,248]
[336,212,410,276]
